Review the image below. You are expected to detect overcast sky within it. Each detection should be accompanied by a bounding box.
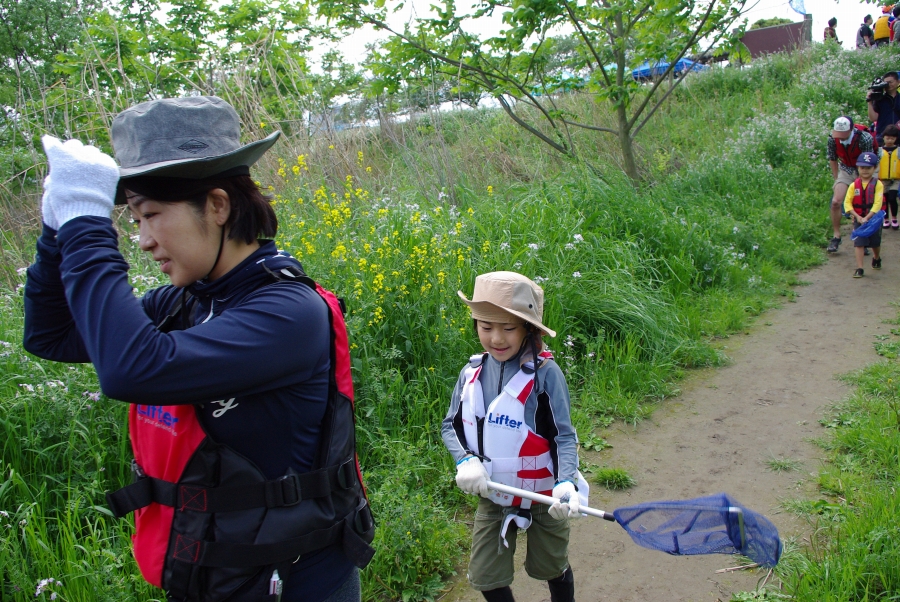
[319,0,879,67]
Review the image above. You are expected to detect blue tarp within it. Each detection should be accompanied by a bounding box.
[632,59,708,80]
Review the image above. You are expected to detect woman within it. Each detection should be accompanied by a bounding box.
[24,96,373,602]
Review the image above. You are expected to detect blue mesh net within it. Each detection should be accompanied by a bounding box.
[612,493,782,567]
[851,210,885,240]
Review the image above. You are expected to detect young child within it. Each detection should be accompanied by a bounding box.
[845,151,884,277]
[442,271,586,602]
[878,123,900,229]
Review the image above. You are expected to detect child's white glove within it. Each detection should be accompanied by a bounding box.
[455,456,490,497]
[41,135,119,229]
[549,481,580,520]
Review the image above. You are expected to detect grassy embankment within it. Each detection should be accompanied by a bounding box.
[0,42,898,601]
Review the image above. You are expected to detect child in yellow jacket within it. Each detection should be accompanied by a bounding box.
[845,151,884,278]
[878,123,900,229]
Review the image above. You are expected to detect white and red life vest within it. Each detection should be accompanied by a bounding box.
[460,351,588,507]
[459,353,589,544]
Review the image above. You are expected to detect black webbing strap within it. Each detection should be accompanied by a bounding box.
[106,459,358,518]
[172,501,376,569]
[106,476,176,518]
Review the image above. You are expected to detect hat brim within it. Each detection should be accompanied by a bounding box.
[115,131,281,203]
[457,290,557,337]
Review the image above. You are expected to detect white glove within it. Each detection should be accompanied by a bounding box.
[549,481,580,520]
[41,135,119,229]
[41,173,58,230]
[455,456,490,497]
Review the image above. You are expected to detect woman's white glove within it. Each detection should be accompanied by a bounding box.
[455,456,490,497]
[41,135,119,228]
[41,173,59,230]
[549,481,580,520]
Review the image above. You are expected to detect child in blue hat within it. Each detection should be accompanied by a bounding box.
[844,151,884,277]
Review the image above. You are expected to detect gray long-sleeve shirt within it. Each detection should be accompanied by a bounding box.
[441,352,579,484]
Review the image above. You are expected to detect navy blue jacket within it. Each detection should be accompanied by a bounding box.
[24,217,354,601]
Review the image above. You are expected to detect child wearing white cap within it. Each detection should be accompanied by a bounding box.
[844,151,884,277]
[828,115,875,253]
[441,271,586,602]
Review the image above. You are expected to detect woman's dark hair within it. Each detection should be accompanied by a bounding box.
[123,173,277,244]
[828,17,837,27]
[884,124,900,139]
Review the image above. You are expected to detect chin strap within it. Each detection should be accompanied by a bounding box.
[203,227,227,282]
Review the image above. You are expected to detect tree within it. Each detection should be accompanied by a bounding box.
[318,0,747,181]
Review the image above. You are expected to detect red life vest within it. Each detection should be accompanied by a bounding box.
[106,264,374,602]
[851,178,877,216]
[835,128,876,167]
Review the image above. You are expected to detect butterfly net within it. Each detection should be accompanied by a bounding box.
[612,493,781,567]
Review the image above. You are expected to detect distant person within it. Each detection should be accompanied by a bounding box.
[874,7,893,46]
[878,124,900,229]
[844,152,884,277]
[825,17,840,43]
[893,5,900,42]
[867,71,900,143]
[858,15,875,48]
[443,271,586,602]
[828,116,874,254]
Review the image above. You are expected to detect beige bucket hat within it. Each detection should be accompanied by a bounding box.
[457,271,556,337]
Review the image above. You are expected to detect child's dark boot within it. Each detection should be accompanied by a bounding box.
[482,586,515,602]
[547,567,575,602]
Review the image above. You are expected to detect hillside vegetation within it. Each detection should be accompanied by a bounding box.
[1,42,899,601]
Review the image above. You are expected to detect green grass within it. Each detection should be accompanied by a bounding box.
[742,359,900,601]
[765,456,803,472]
[590,468,636,490]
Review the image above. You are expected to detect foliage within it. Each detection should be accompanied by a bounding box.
[750,17,792,30]
[316,0,748,180]
[591,467,636,489]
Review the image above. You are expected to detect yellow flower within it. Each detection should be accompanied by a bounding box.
[259,122,267,128]
[487,185,493,196]
[366,166,372,173]
[467,207,475,216]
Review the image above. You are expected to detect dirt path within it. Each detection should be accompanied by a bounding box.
[441,229,900,602]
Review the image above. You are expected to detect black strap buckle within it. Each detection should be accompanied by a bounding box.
[336,459,356,490]
[353,499,375,535]
[267,474,301,507]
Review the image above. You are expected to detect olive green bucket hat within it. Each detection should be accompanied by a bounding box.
[111,96,280,204]
[457,271,556,337]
